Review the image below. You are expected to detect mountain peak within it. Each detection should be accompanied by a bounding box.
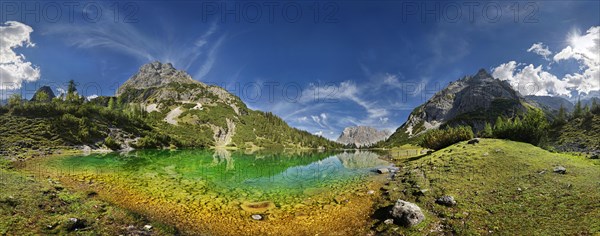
[476,68,491,77]
[142,61,175,71]
[116,61,200,96]
[387,68,527,141]
[337,126,391,147]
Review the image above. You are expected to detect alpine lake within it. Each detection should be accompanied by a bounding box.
[25,149,393,235]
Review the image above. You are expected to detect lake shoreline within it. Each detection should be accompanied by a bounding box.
[15,149,393,235]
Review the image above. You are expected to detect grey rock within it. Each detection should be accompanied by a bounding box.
[389,69,529,139]
[143,225,152,230]
[65,218,86,231]
[435,196,456,206]
[554,166,567,174]
[390,200,425,227]
[251,214,263,220]
[467,138,480,145]
[117,61,199,96]
[337,126,391,148]
[383,219,394,225]
[377,168,390,174]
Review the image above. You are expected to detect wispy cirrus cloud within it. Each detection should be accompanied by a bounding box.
[43,10,224,81]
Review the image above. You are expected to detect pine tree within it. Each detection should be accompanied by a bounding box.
[66,80,80,103]
[494,116,505,132]
[8,94,22,108]
[555,104,567,125]
[573,98,583,118]
[584,104,590,115]
[592,99,600,115]
[108,97,116,110]
[116,96,123,109]
[481,122,493,138]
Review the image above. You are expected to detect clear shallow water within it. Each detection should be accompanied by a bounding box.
[40,149,390,204]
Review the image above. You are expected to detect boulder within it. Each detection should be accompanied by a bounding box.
[435,196,456,206]
[377,168,390,174]
[467,138,480,145]
[390,200,425,227]
[553,166,566,174]
[65,218,86,231]
[251,214,263,220]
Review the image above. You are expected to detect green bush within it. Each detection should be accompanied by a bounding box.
[479,122,494,138]
[420,125,474,150]
[492,109,548,145]
[104,137,120,150]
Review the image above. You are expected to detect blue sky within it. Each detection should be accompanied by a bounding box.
[1,1,599,139]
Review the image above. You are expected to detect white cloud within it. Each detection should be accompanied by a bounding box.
[56,87,66,96]
[0,21,40,90]
[311,113,329,128]
[527,42,552,60]
[379,117,389,124]
[314,131,323,136]
[86,94,99,100]
[492,61,570,96]
[296,116,309,122]
[493,26,600,97]
[553,26,600,94]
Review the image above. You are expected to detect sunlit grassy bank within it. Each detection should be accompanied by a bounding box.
[374,139,600,235]
[0,158,176,235]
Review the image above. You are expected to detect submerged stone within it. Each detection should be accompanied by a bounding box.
[240,201,275,213]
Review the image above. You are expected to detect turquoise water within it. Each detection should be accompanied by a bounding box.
[41,149,390,204]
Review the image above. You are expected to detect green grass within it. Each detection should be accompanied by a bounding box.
[0,165,177,235]
[374,139,600,235]
[549,114,600,153]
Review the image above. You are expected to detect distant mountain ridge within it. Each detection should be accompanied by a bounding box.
[525,95,574,113]
[336,126,391,147]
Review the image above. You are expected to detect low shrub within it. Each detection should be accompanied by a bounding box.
[420,126,474,150]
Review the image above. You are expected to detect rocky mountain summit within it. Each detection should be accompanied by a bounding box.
[116,61,200,95]
[117,61,242,113]
[385,69,529,145]
[337,126,391,147]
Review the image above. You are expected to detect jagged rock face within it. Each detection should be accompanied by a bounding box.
[526,95,574,112]
[31,86,56,102]
[337,126,391,147]
[116,61,242,114]
[397,69,528,137]
[116,61,200,96]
